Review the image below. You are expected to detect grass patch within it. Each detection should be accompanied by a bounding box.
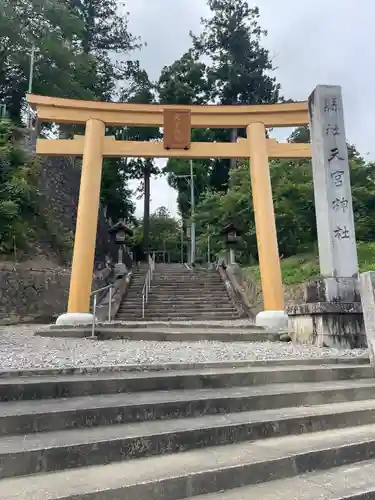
[246,241,375,285]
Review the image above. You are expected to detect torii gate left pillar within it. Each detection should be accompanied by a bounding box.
[57,119,105,325]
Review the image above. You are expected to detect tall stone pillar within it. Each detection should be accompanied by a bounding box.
[310,85,358,280]
[56,118,105,325]
[287,85,365,347]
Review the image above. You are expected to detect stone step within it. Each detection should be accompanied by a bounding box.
[128,306,237,314]
[116,307,237,312]
[191,458,375,499]
[149,281,224,286]
[99,321,261,329]
[115,316,241,322]
[128,286,227,292]
[0,364,371,401]
[145,295,231,302]
[151,283,225,288]
[147,294,231,300]
[0,378,374,436]
[3,398,375,479]
[3,422,375,499]
[117,308,237,314]
[1,356,366,376]
[116,313,240,320]
[125,292,143,297]
[116,308,238,314]
[39,326,270,341]
[96,327,275,341]
[119,300,235,307]
[147,290,230,296]
[121,301,234,308]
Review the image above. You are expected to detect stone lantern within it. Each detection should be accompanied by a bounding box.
[109,221,133,277]
[220,223,242,265]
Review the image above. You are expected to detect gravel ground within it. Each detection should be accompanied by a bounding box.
[0,324,369,371]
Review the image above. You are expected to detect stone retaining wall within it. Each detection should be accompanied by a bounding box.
[0,268,70,325]
[0,267,112,325]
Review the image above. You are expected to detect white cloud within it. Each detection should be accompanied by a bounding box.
[125,0,374,218]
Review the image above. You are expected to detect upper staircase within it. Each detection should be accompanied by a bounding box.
[116,263,241,322]
[115,265,148,321]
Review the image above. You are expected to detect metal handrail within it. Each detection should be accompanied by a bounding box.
[142,253,155,319]
[90,283,115,337]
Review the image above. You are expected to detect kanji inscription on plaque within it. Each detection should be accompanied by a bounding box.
[163,109,191,150]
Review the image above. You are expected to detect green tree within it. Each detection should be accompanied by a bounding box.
[194,127,375,263]
[192,0,280,188]
[158,50,211,105]
[67,0,141,100]
[158,0,281,218]
[122,69,161,254]
[133,207,182,262]
[100,157,135,224]
[0,0,97,122]
[158,54,214,221]
[63,0,142,223]
[0,119,39,252]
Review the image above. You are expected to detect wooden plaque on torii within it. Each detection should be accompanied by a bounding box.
[163,108,191,150]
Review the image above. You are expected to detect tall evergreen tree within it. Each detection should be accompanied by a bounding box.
[65,0,142,223]
[122,69,161,255]
[158,0,280,212]
[158,51,211,106]
[158,52,213,222]
[67,0,141,100]
[0,0,96,121]
[192,0,280,188]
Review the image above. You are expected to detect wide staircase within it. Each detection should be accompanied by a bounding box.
[116,263,240,321]
[1,357,375,498]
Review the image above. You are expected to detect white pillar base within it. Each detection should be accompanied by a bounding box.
[256,310,288,331]
[56,312,94,326]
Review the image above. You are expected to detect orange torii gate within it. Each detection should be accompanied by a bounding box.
[27,94,311,326]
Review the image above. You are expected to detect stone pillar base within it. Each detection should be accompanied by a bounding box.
[287,302,365,348]
[256,310,288,330]
[287,278,367,349]
[56,312,94,326]
[359,272,375,365]
[287,276,366,348]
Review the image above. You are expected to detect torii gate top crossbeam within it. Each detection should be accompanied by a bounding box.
[27,94,309,128]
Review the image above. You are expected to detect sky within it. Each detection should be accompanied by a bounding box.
[124,0,375,218]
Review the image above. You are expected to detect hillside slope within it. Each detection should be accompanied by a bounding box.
[245,242,375,311]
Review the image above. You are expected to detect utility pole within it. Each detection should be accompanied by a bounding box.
[180,221,184,263]
[27,44,35,129]
[28,44,35,94]
[190,160,196,265]
[174,165,196,265]
[207,224,211,265]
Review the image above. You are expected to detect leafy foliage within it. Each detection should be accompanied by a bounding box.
[132,207,182,262]
[0,119,39,252]
[160,0,281,217]
[100,157,135,224]
[192,1,280,107]
[158,51,211,105]
[121,69,161,251]
[194,129,375,264]
[67,0,141,100]
[0,0,98,122]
